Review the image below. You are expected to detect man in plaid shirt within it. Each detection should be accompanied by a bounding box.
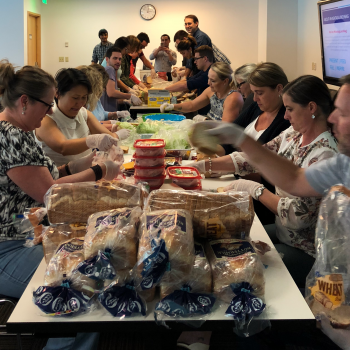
[91,29,113,64]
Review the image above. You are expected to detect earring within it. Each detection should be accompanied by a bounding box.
[279,95,281,98]
[312,115,315,119]
[22,107,26,115]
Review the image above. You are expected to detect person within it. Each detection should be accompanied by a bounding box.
[91,28,113,65]
[184,15,231,64]
[0,60,120,350]
[191,75,338,287]
[176,36,199,78]
[161,62,243,122]
[165,45,214,115]
[149,34,177,81]
[35,68,127,167]
[234,63,257,111]
[132,32,157,78]
[100,46,142,112]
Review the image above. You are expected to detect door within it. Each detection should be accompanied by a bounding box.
[27,12,41,67]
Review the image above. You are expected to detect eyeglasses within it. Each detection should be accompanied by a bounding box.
[193,56,204,61]
[28,95,54,113]
[236,81,246,89]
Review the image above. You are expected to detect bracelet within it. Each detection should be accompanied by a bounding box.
[90,164,103,181]
[208,157,212,175]
[65,163,72,176]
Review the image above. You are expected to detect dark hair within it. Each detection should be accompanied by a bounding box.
[137,32,150,44]
[161,34,170,41]
[174,30,188,42]
[114,36,129,50]
[185,15,199,23]
[340,74,350,85]
[98,29,108,37]
[55,68,92,104]
[0,59,56,110]
[282,75,333,117]
[177,36,197,53]
[195,45,214,63]
[127,35,142,53]
[248,62,288,89]
[105,46,122,59]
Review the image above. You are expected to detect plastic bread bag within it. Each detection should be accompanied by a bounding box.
[205,239,269,337]
[145,189,254,239]
[305,185,350,330]
[84,207,142,272]
[92,145,124,165]
[45,180,148,225]
[98,270,147,318]
[134,209,195,302]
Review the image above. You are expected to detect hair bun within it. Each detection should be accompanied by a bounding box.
[0,59,16,95]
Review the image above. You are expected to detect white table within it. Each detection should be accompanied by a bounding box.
[7,160,314,334]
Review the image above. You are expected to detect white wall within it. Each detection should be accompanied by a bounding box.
[0,0,24,66]
[40,0,260,76]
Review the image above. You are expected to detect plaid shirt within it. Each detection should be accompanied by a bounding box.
[212,44,231,64]
[91,41,113,64]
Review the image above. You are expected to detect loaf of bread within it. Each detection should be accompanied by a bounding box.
[84,207,142,271]
[135,209,195,300]
[145,189,254,239]
[160,240,212,299]
[205,239,265,303]
[42,224,87,264]
[46,181,148,224]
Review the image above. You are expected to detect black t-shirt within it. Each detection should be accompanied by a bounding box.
[185,57,200,76]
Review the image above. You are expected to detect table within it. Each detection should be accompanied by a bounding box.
[7,163,314,335]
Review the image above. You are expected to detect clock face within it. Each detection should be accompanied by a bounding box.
[140,4,156,20]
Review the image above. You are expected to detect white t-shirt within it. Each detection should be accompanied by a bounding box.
[41,105,91,166]
[244,117,265,141]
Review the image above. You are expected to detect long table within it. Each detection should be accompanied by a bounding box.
[7,168,314,335]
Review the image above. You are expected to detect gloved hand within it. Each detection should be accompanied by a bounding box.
[86,134,119,152]
[129,89,138,96]
[138,82,146,89]
[151,68,157,79]
[110,120,118,125]
[186,160,206,174]
[193,115,208,122]
[160,103,174,113]
[222,179,262,199]
[132,85,140,91]
[115,129,130,140]
[103,160,121,181]
[117,111,130,119]
[68,151,96,174]
[198,121,246,147]
[131,95,142,106]
[319,314,350,350]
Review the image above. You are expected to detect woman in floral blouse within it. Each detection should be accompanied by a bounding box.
[191,75,338,287]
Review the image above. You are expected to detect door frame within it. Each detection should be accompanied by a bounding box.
[27,11,41,67]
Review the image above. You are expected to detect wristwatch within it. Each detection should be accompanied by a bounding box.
[254,186,266,201]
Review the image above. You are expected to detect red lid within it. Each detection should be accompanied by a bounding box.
[134,164,165,170]
[167,166,202,179]
[132,150,167,159]
[133,139,166,149]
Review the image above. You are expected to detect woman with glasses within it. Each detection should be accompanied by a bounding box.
[36,68,122,167]
[234,63,257,111]
[160,62,243,123]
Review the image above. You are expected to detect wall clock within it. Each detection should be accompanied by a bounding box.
[140,4,156,20]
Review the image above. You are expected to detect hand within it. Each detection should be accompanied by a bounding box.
[129,89,137,96]
[138,82,146,89]
[187,160,206,174]
[160,103,174,113]
[222,179,262,199]
[197,121,246,147]
[319,314,350,350]
[115,129,130,140]
[117,111,130,119]
[151,68,157,79]
[103,160,121,181]
[86,134,119,152]
[130,95,142,106]
[193,115,208,122]
[132,85,140,91]
[68,151,96,174]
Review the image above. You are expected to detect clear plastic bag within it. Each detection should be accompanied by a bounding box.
[20,207,48,247]
[145,189,254,239]
[306,185,350,329]
[92,145,124,165]
[84,207,142,271]
[151,128,191,150]
[134,209,195,302]
[45,180,148,224]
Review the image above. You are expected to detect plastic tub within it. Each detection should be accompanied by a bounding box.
[144,114,186,122]
[167,166,202,188]
[134,139,166,157]
[134,174,166,189]
[134,165,165,177]
[133,151,166,167]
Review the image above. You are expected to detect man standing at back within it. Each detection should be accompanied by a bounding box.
[91,29,113,65]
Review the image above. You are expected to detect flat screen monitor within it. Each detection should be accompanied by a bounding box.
[318,0,350,85]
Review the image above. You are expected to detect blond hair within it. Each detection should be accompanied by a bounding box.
[211,62,235,88]
[127,35,142,53]
[248,62,288,88]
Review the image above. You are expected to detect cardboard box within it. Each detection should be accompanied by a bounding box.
[148,89,171,107]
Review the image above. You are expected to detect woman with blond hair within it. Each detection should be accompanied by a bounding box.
[160,62,243,122]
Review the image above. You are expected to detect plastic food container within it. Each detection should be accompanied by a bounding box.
[134,139,166,157]
[133,151,166,167]
[134,174,166,189]
[168,166,202,188]
[134,165,165,177]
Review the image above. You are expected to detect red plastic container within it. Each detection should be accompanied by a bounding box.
[133,139,166,157]
[132,150,166,167]
[134,174,166,189]
[134,165,166,177]
[167,166,202,188]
